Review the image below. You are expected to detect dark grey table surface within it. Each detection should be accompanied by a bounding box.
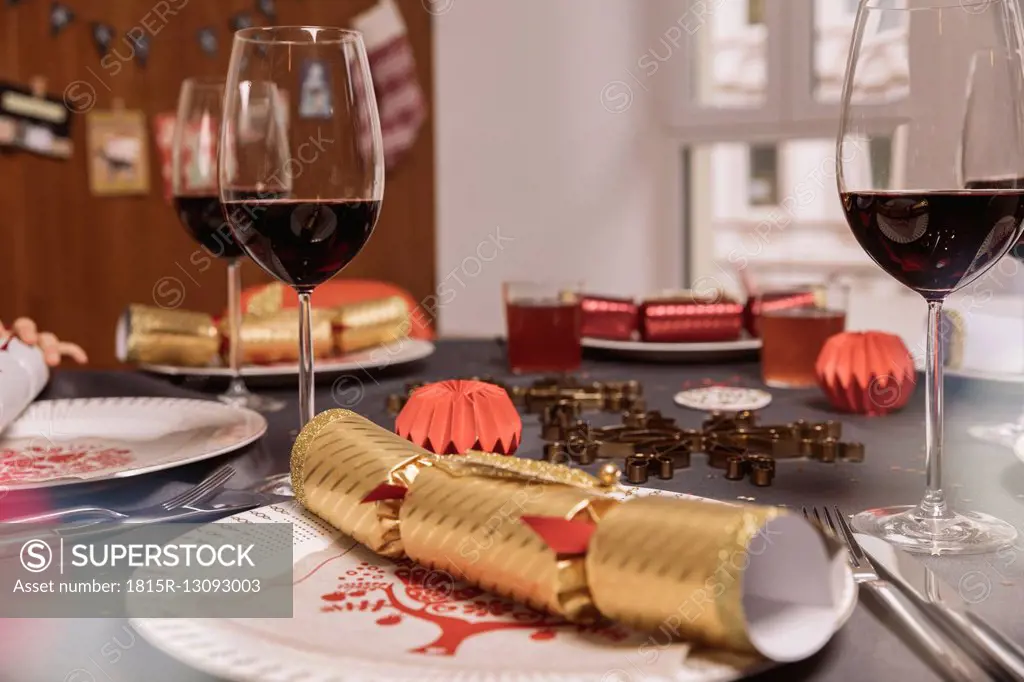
[2,339,1023,682]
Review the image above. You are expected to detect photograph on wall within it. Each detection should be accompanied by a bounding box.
[0,81,73,159]
[86,109,150,196]
[152,112,176,202]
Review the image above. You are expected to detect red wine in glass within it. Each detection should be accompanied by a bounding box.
[841,190,1024,299]
[221,197,381,290]
[964,179,1024,262]
[173,195,245,260]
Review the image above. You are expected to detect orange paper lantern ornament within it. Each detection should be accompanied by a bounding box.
[395,380,522,455]
[815,331,916,416]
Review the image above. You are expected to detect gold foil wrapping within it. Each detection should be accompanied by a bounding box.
[291,410,814,655]
[224,310,334,364]
[119,294,410,368]
[587,496,780,654]
[400,465,614,620]
[291,409,432,558]
[117,305,220,367]
[333,296,410,353]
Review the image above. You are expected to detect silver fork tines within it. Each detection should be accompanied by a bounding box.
[803,506,989,682]
[159,464,236,511]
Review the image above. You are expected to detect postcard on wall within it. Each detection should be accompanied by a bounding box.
[86,109,150,196]
[152,112,176,202]
[0,81,73,159]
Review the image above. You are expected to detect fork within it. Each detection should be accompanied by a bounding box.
[1,464,237,524]
[805,506,991,682]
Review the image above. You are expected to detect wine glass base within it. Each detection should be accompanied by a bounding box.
[967,422,1024,450]
[851,505,1018,555]
[218,391,286,413]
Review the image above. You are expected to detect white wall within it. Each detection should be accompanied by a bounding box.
[433,0,678,337]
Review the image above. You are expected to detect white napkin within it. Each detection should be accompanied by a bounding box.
[0,338,49,434]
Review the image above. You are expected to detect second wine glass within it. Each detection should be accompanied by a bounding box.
[838,1,1024,554]
[219,27,385,427]
[172,77,284,412]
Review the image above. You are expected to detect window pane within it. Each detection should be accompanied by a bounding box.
[812,0,909,104]
[692,0,767,109]
[688,138,889,296]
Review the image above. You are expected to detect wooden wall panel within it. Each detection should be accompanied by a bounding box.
[0,0,435,367]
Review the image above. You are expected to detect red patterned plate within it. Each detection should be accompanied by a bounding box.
[0,397,266,490]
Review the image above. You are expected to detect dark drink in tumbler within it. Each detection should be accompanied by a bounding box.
[504,282,582,374]
[760,308,847,388]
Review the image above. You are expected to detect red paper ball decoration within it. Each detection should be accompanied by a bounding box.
[815,331,915,416]
[396,380,522,455]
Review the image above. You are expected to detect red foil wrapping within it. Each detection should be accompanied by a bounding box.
[640,295,743,343]
[581,296,638,341]
[743,292,818,338]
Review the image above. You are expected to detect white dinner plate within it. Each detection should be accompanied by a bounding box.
[140,339,435,379]
[132,492,856,682]
[583,336,761,363]
[0,397,266,490]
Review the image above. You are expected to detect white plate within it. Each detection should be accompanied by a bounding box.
[140,339,435,379]
[132,494,856,682]
[583,337,761,363]
[0,397,266,490]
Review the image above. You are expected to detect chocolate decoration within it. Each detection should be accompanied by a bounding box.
[625,457,649,485]
[725,455,747,481]
[386,376,866,487]
[750,462,775,487]
[655,455,674,480]
[543,441,570,464]
[815,438,838,463]
[839,442,865,462]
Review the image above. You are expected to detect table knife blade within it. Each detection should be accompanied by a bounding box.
[858,533,1024,682]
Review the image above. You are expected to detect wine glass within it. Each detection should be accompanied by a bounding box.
[838,1,1024,554]
[219,27,384,427]
[171,77,284,413]
[962,49,1024,449]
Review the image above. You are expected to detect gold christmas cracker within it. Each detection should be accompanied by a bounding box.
[333,296,410,353]
[587,495,780,654]
[291,410,819,654]
[222,310,334,365]
[245,281,287,317]
[119,293,410,368]
[291,409,433,557]
[117,305,220,367]
[291,409,619,617]
[399,465,616,620]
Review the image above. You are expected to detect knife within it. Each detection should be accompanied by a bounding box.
[858,533,1024,682]
[0,490,291,560]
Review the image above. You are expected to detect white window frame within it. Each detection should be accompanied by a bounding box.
[658,0,910,287]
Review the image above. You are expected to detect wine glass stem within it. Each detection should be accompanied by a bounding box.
[298,291,315,427]
[226,258,246,395]
[920,300,952,520]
